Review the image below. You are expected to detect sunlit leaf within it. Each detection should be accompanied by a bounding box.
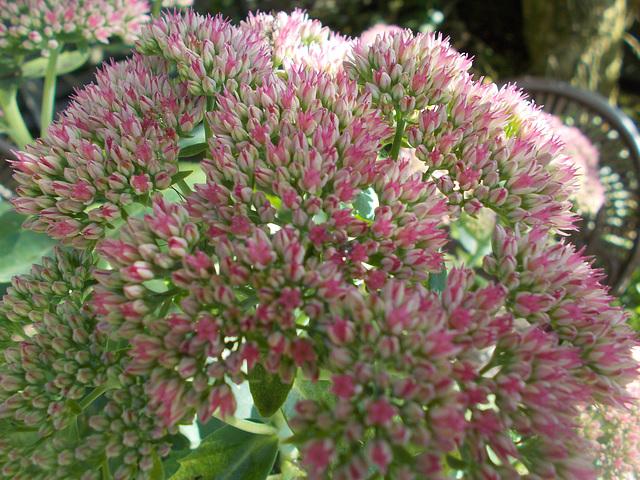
[168,425,278,480]
[22,46,90,78]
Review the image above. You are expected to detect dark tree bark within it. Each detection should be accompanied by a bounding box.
[522,0,628,100]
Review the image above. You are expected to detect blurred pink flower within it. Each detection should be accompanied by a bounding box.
[547,114,606,217]
[0,0,150,54]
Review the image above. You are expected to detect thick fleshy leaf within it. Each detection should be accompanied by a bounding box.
[168,424,278,480]
[429,270,448,295]
[281,377,333,422]
[0,201,57,282]
[353,187,377,221]
[22,46,90,78]
[248,363,294,418]
[179,142,208,158]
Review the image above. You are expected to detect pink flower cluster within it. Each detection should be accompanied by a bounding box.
[0,248,172,480]
[0,0,150,54]
[3,8,639,480]
[241,9,352,73]
[136,9,272,96]
[547,115,606,217]
[11,54,205,248]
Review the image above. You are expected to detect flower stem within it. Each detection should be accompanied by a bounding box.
[151,0,162,17]
[203,96,215,142]
[274,410,300,480]
[215,414,279,436]
[102,457,115,480]
[389,112,405,161]
[41,43,63,137]
[0,85,33,148]
[78,379,119,410]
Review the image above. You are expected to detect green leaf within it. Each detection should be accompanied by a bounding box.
[22,46,90,78]
[168,425,278,480]
[197,416,226,439]
[66,399,82,415]
[178,124,205,147]
[163,430,198,479]
[445,454,468,470]
[248,363,294,418]
[281,377,333,422]
[353,187,377,221]
[179,142,208,158]
[428,270,448,295]
[171,170,194,184]
[149,449,165,480]
[0,201,57,282]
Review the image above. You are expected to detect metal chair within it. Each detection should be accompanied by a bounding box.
[508,77,640,295]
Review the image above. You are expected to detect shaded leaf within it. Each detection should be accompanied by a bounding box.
[249,363,294,418]
[0,201,57,282]
[446,454,468,470]
[162,431,196,479]
[179,142,208,158]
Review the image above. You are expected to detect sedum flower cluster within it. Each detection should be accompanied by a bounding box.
[0,0,150,54]
[546,115,605,218]
[1,8,639,480]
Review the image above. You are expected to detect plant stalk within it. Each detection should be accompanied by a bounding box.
[0,85,33,148]
[41,43,63,137]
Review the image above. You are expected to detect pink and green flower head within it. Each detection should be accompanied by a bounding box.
[2,8,639,480]
[0,0,150,55]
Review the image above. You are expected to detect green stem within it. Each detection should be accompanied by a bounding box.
[102,457,115,480]
[79,385,108,410]
[151,0,162,17]
[41,43,63,137]
[389,113,405,161]
[204,96,215,142]
[274,410,299,480]
[0,85,33,148]
[214,414,279,436]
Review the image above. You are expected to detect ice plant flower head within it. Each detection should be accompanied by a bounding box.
[0,0,150,55]
[11,53,207,248]
[241,8,353,74]
[0,248,172,480]
[2,8,640,480]
[160,0,193,7]
[546,114,606,218]
[360,22,404,45]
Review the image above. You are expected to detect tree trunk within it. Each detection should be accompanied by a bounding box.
[522,0,628,100]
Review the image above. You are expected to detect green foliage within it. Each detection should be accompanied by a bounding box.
[21,45,90,78]
[353,187,377,221]
[167,425,278,480]
[0,200,57,282]
[248,363,295,418]
[282,377,334,422]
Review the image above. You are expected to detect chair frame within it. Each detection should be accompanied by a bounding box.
[508,77,640,295]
